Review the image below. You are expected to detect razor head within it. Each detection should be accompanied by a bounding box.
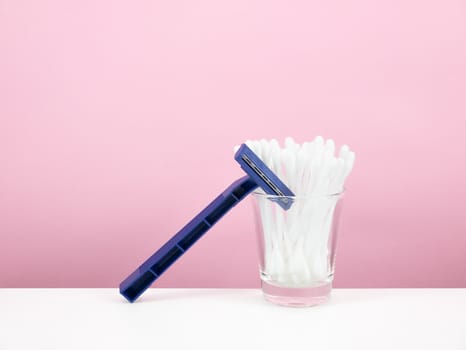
[235,143,294,210]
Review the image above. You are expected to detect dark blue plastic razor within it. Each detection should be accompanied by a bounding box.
[119,144,294,302]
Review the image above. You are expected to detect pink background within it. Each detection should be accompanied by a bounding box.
[1,0,465,288]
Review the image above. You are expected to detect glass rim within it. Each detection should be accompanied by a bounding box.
[251,189,345,200]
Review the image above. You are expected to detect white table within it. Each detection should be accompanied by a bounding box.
[1,288,465,349]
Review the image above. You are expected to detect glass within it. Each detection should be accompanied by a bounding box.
[251,191,344,307]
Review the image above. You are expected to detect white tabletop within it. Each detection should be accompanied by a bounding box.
[1,288,465,350]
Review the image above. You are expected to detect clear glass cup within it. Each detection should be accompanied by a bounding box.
[251,191,344,307]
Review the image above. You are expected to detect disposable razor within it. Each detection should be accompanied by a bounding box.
[119,144,294,302]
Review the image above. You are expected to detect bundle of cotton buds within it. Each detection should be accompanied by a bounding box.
[235,136,355,287]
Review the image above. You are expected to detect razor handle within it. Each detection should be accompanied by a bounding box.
[119,176,258,302]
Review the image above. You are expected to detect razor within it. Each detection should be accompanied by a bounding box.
[119,144,294,302]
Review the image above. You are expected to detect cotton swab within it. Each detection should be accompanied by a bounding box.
[237,137,355,287]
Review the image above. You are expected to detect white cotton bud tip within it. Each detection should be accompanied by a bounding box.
[342,151,355,180]
[314,135,324,146]
[245,140,257,153]
[325,139,335,157]
[339,144,349,159]
[270,138,280,150]
[260,139,269,151]
[302,141,311,150]
[233,145,240,153]
[285,137,296,149]
[251,140,261,158]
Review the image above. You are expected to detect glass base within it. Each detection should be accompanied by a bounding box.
[261,280,332,307]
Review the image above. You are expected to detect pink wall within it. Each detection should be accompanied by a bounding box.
[1,0,465,288]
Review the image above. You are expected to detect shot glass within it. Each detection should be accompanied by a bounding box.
[251,191,344,307]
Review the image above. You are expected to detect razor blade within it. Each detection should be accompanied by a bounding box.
[234,143,294,210]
